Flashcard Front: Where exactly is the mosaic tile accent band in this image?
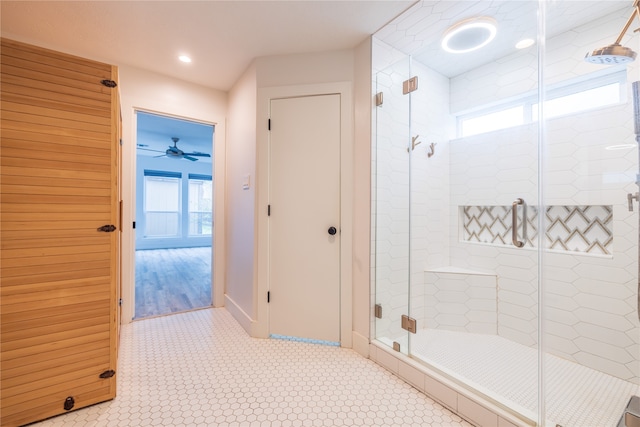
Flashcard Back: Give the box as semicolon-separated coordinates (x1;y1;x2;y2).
462;205;613;255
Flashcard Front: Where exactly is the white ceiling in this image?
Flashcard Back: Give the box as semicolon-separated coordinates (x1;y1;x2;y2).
2;0;633;159
0;0;416;92
376;1;630;78
0;1;415;161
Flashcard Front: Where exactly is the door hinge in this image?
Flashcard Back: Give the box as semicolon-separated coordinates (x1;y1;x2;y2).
133;221;136;229
401;314;417;334
402;76;418;94
119;138;123;146
268;119;271;130
267;291;271;303
100;79;117;88
374;304;382;319
99;369;116;379
268;205;271;216
119;298;123;306
375;92;384;107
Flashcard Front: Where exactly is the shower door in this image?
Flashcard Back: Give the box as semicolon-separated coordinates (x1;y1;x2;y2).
406;47;541;423
375;0;543;422
373;1;639;424
373;57;411;355
540;2;640;426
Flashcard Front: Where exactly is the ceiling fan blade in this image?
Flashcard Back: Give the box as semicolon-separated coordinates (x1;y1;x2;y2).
183;152;211;157
138;147;166;153
183;155;198;161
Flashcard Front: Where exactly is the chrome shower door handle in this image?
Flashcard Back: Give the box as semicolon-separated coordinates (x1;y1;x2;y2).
628;192;639;211
512;198;525;248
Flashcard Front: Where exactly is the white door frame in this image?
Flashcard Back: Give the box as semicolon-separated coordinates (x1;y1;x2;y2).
120;108;225;323
255;82;353;347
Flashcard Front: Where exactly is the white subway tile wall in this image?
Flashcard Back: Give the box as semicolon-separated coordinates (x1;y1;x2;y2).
372;0;639;387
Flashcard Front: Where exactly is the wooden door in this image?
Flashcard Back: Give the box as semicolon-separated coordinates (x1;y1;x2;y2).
0;38;120;426
268;94;341;343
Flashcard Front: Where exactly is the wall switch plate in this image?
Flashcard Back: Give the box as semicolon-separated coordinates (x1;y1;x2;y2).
242;174;250;190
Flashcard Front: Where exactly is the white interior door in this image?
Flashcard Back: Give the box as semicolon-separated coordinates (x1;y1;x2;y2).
269;94;341;343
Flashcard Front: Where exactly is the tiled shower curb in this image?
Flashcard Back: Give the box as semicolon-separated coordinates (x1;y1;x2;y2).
369;341;536;427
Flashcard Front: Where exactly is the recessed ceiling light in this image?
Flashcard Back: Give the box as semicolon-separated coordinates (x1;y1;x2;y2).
179;55;192;63
516;38;535;49
441;17;497;54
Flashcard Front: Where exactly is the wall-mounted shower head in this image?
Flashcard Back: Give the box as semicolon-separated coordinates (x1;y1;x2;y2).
585;43;637;64
585;0;640;65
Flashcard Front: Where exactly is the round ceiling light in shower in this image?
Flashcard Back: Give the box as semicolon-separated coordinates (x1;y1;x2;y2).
441;16;497;54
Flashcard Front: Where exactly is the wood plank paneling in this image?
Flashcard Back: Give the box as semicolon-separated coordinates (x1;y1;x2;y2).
1;82;112;110
1;91;111;118
1;39;112;76
2;347;110;381
1;268;112;288
1;299;109;328
0;164;110;180
0;38;119;427
2;137;110;158
2;99;111;126
2;384;112;426
1;60;114;93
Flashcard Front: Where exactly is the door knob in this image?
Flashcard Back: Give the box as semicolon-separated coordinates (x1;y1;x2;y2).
328;226;337;236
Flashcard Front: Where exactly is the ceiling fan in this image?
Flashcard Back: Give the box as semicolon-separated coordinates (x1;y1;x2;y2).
138;137;211;161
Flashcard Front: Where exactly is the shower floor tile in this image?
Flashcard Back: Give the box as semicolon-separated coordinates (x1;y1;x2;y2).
30;308;472;427
410;329;638;427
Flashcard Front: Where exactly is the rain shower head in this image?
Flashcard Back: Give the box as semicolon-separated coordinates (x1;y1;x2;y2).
584;0;640;65
585;43;637;64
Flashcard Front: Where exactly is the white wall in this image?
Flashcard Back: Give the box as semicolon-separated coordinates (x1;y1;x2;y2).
250;50;356;340
225;63;258;331
118;65;227;321
353;38;373;356
255;50;355;88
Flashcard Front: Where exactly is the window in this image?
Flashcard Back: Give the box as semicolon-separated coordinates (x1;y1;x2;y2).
532;82;621;121
457;70;625;138
144;171;181;237
188;174;212;236
461;106;524;137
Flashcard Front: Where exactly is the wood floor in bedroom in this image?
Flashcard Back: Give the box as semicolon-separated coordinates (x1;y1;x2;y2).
134;246;212;319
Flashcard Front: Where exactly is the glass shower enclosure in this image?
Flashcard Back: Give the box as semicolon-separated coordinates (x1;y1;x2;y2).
371;1;640;426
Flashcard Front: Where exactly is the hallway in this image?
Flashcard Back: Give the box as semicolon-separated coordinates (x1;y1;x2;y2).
32;309;471;427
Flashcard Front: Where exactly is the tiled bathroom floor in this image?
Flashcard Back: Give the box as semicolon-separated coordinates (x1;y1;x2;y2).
32;308;472;427
410;329;639;427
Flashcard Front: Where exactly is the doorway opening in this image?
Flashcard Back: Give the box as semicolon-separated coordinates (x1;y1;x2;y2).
134;111;214;319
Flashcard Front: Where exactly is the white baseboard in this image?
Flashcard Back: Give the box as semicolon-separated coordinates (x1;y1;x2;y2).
224;294;252;335
352;331;369;358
